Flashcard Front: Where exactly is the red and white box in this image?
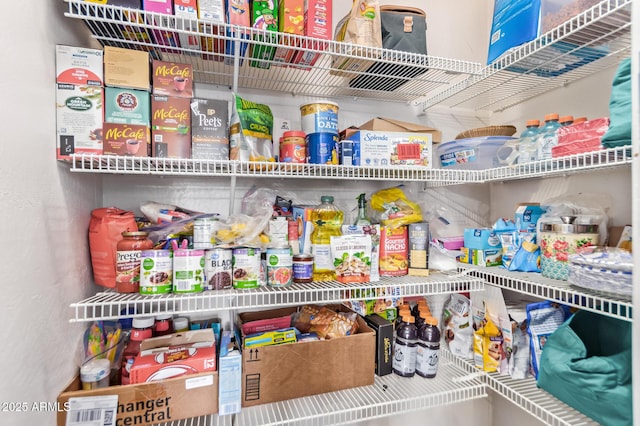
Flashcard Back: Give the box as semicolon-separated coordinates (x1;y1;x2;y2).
291;0;332;68
56;45;103;86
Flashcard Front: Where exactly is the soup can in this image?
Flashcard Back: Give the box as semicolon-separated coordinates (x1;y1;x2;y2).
204;248;233;290
140;250;173;295
300;101;339;135
306;132;339;164
193;215;218;250
232;247;261;289
266;245;293;287
172;249;205;293
279;131;306;163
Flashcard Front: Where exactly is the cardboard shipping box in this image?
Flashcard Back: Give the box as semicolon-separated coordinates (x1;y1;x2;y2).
57;372;218;426
358;117;442;143
238;305;375;407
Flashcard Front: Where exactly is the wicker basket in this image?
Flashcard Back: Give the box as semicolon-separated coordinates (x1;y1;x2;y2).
455;125;517;140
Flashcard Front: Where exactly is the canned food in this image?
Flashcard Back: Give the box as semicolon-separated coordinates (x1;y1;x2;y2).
205;248;233;290
266;245;293;287
140;250;173;295
193;215;218;250
300;101;339;135
173;249;205;293
232;247;261;289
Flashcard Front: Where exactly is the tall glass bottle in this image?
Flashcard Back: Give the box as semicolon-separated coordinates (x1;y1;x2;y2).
310;195;343;281
353;193;371;226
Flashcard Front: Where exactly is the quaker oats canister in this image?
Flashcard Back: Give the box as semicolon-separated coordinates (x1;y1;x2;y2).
300;101;339;135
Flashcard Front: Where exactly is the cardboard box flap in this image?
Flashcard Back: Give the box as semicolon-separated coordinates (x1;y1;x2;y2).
358;117;442;142
140;329;215;353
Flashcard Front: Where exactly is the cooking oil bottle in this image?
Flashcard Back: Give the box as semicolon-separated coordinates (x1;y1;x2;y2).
310;195;343;281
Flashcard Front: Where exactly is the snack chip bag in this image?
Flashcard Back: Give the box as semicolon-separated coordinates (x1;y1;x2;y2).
370;186;422;228
230;94;274;164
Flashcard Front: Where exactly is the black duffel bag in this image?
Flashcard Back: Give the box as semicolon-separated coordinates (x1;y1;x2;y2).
349;6;428;92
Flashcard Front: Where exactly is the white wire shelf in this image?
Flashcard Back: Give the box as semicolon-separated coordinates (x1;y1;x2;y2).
63;0;481;104
422;0;632;112
155;351;486;426
70;274;484;323
458;264;633;322
68;146;631;184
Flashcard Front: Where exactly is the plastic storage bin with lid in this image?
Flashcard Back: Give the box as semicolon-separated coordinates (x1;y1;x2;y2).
436;136;516;170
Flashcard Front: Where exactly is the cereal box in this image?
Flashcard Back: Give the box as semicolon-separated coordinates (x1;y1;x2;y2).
199;0;226;61
250;1;279;69
224;0;251;66
104;87;150;126
143;0;180;52
103;123;151;157
56;83;104;161
56;45;103;86
152;60;193;98
174;0;201;53
291;0;331;68
191;98;230;160
151;95;191;158
273;0;304;66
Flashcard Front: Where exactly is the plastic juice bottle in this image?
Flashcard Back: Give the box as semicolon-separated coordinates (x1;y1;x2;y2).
353;193;371;226
120;316;154;385
310;195;343;281
416;316;441;378
411;299;428;317
392;315;418;377
414;306;431;329
536;113;562;161
517;119;540;164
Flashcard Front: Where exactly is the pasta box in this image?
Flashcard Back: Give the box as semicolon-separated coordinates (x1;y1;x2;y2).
238;305;375;407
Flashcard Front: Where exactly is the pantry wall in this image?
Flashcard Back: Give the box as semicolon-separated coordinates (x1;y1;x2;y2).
0;1;635;426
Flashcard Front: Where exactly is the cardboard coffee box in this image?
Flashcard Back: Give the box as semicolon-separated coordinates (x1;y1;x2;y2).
56;45;103;86
103;123;151;157
238;305;375;407
151;95;191;158
57;372;218;426
104;46;151;91
104;86;150;126
363;314;393;376
56;83;104;161
190;98;229;160
152;60;193;98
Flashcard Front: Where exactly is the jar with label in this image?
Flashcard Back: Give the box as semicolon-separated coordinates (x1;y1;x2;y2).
154;313;174;336
116;231;154;293
280;130;306;163
121;316;154;385
293;254;314;283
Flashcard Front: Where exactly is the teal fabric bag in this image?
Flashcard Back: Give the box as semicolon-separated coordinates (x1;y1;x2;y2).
601;58;632;148
537;310;632;425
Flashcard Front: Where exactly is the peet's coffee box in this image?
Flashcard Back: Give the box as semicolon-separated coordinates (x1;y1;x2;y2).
151;95;191;158
104;86;150;126
152;60;193;98
103;123;151;157
56;83;104;161
190;98;229;160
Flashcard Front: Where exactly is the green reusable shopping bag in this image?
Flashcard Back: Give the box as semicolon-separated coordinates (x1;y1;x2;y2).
601;57;632;148
537;310;632;426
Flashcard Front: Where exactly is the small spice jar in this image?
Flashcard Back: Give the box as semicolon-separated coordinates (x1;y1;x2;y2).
293;254;314;283
116;231;154;293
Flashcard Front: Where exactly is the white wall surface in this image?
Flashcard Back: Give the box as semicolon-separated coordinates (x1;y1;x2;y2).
0;1;624;425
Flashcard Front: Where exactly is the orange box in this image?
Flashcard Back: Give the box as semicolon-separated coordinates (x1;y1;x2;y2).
273;0;304;66
291;0;331;68
103;123;150;157
130;329;217;384
379;225;408;277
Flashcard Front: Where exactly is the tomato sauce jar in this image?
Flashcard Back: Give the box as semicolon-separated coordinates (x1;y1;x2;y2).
116;231;154;293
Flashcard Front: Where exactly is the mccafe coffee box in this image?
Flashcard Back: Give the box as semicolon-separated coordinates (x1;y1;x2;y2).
190;98;229;160
104;86;150;126
151;95;191;158
103;123;151;157
152;60;193;98
56;83;104;161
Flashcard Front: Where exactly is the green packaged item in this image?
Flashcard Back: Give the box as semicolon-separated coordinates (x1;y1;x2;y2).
601;57;631;148
229;94;274;163
250;1;278;69
537;310;632;426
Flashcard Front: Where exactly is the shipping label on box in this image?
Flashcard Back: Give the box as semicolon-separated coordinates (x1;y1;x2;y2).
103;123;150;156
151;95;191;158
56;84;104;161
56;45;103;86
152;60;193;98
104;46;151;91
191;98;229;160
105;87;150;126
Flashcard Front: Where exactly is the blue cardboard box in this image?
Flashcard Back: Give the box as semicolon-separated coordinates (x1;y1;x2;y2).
515;205;546;232
464;228;502;250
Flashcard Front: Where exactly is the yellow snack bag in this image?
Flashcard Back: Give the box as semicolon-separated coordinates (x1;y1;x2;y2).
370;187;422;228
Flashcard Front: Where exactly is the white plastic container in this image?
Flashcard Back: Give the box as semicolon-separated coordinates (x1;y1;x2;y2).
436;136;516;170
